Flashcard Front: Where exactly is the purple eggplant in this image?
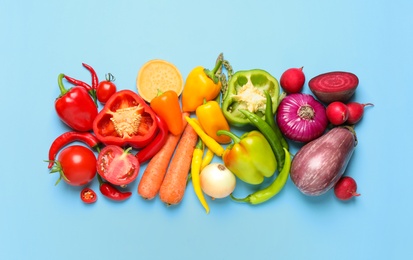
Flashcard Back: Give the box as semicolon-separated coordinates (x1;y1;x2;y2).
290;127;357;196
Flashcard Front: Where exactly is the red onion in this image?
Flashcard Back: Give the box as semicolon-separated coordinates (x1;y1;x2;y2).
276;93;328;142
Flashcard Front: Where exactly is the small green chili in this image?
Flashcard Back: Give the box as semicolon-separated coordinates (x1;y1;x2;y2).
264;90;289;150
239;109;285;171
230;148;291;205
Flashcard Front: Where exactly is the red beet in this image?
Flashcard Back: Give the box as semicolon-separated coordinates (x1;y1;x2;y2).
280;67;305;93
309;71;359;104
326;101;349;125
334;176;360;200
346;102;374;124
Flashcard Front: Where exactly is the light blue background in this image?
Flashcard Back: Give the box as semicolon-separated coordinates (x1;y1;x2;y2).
1;0;411;259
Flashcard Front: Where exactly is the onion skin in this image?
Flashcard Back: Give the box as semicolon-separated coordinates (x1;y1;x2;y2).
276;93;328;143
290;127;357;196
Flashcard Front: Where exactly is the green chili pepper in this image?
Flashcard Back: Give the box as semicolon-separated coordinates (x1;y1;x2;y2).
230;148;291;205
264;90;289;150
239;109;285;171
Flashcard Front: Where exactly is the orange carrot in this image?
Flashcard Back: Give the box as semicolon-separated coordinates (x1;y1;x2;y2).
137;112;189;200
159;121;198;205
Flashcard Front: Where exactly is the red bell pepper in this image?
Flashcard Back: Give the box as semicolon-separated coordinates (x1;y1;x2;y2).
92;89;158;148
55;73;98;132
135;114;169;164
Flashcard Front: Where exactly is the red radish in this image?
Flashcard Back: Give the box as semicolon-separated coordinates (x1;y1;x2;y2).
326;101;349;125
309;71;358;104
280;67;305;93
346;102;374;124
334;176;360;200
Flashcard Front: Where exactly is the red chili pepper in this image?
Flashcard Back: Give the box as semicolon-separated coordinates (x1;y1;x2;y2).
55;73;98;132
82;63;99;90
97;175;132;201
64;74;98;105
47;131;101;169
63;74;92;91
136;115;169;164
81;187;97;204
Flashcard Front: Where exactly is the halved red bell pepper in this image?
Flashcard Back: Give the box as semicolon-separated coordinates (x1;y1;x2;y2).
92;90;158;149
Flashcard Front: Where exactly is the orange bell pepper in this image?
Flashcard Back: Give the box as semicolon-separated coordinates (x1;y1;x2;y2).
181;59;222;112
196;100;231;144
150;90;184;136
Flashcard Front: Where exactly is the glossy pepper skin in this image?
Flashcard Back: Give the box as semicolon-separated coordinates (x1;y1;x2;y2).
92;90;158;149
222;69;280;127
191;138;210;214
231;148;291;204
185;117;224;157
240;109;285;172
97;175;131;201
217;130;277;185
47;131;100;169
196;100;231;144
181;59;222;112
55;73;98;132
150;90;184;136
135;115;169;164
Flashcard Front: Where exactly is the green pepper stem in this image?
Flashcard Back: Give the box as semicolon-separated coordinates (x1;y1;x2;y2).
230;193;250;203
204;59;223;84
97;174;104;186
216;129;240;144
57;73;69;96
124;147;133;154
195;137;203;150
156;88;164;97
106;73;116;82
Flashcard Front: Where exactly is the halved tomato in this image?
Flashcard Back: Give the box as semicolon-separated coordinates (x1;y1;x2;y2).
96;145;140;186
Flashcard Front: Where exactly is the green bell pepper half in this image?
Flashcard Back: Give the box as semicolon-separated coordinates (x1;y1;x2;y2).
221;69;280;127
217;129;277;185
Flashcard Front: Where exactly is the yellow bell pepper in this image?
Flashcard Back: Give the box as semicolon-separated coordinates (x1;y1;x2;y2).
196;100;231;144
181;59;222;112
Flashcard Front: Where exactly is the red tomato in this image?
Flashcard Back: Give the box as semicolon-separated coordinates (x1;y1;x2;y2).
96;73;117;104
97;145;140;186
80;187;97;204
57;145;97;186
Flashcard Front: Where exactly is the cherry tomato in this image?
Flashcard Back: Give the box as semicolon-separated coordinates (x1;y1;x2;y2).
57;145;97;186
97;145;140;186
96;73;117;104
81;187;97;204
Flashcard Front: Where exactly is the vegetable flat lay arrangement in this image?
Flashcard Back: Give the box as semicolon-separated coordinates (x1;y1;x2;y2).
46;53;373;209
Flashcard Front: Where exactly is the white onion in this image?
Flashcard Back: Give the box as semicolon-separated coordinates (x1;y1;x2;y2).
200;163;236;199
